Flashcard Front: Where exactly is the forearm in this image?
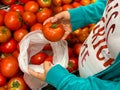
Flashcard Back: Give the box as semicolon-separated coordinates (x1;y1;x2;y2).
68;0;107;31
46;64;120;90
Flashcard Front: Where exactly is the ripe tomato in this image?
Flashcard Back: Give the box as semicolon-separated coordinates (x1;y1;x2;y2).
73;43;82;56
30;51;48;65
13;28;28;42
62;4;73;11
4;11;22;31
52;6;63;14
7;76;27;90
80;0;91;6
12;49;19;59
0;26;12;43
36;8;52;24
62;0;72;4
1;0;16;5
72;1;81;8
67;57;78;72
10;4;24;15
37;0;52;8
24;1;39;13
0;9;7;16
0;14;4;26
22;11;37;26
18;0;30;4
0;73;7;87
30;23;43;32
43;44;52;50
43;22;64;42
68;47;74;57
52;0;62;6
0;38;17;53
0;56;19;78
45;55;53;63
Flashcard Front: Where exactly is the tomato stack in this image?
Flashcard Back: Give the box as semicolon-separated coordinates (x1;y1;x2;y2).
0;0;96;89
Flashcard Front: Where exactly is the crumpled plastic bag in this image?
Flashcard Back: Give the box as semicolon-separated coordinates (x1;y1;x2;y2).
18;30;68;90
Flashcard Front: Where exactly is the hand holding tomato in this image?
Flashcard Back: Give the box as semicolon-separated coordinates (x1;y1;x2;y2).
43;11;72;40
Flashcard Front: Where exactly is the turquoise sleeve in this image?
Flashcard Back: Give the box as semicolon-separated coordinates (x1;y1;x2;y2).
46;64;120;90
68;0;107;31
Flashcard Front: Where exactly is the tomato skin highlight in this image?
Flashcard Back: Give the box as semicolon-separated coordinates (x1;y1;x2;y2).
43;22;65;42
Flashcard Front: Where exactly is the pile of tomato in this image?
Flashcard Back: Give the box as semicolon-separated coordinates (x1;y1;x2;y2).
0;0;96;89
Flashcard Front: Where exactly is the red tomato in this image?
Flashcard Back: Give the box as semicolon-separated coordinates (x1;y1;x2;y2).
43;22;64;42
52;0;62;6
0;14;4;26
30;51;48;65
0;56;19;78
0;38;17;53
52;6;63;14
45;55;53;63
0;9;7;16
36;8;52;24
12;49;19;59
73;43;82;56
24;1;39;13
80;0;91;6
4;11;22;31
68;47;74;57
30;23;43;32
0;73;7;87
10;4;24;15
13;28;28;42
72;1;81;8
62;4;73;11
1;0;16;5
0;26;12;43
7;76;27;90
22;11;37;26
37;0;52;8
62;0;72;4
18;0;31;4
67;57;78;72
43;44;52;50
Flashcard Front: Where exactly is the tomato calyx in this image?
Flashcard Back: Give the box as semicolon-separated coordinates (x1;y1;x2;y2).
2;29;7;34
51;23;57;28
12;81;20;88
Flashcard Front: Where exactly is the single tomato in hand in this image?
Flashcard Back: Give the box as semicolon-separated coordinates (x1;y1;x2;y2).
0;56;19;78
43;22;64;42
30;51;48;65
7;76;27;90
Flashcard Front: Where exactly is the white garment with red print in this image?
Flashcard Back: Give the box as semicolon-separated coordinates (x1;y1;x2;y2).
79;0;120;77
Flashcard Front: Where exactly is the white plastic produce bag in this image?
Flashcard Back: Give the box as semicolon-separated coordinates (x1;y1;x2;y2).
18;30;68;90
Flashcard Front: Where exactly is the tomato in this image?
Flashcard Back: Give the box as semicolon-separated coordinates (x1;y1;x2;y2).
72;1;81;8
12;49;19;59
73;43;82;56
30;23;43;32
37;0;52;8
1;0;16;5
68;47;74;57
43;44;52;50
22;11;37;26
43;22;64;42
45;55;53;63
36;8;52;24
4;11;22;31
18;0;31;4
52;0;62;6
10;4;24;15
13;28;28;42
52;6;63;14
24;1;39;13
67;57;78;72
0;38;17;53
62;0;72;4
7;76;27;90
0;73;7;87
62;4;73;11
0;9;7;16
0;14;4;26
30;51;48;65
0;26;12;43
80;0;91;6
0;56;19;78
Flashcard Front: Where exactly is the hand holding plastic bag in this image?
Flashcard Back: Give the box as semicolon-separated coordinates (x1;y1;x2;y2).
18;30;68;90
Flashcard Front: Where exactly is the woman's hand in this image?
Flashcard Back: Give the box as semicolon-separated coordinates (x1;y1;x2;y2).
43;11;72;40
28;61;53;81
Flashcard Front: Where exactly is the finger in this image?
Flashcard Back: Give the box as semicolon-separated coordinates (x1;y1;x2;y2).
28;67;46;81
44;61;53;74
